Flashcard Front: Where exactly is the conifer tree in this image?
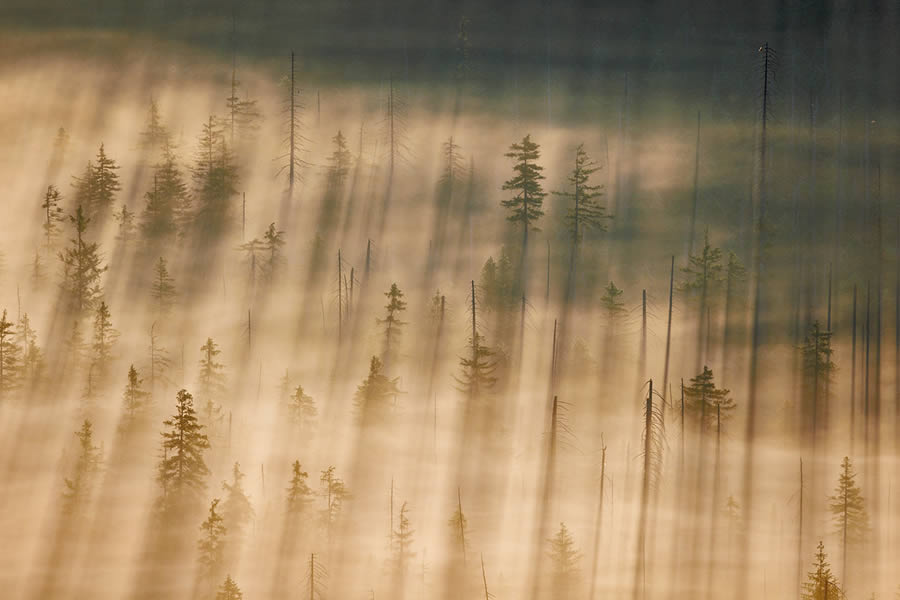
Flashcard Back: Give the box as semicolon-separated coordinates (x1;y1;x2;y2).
225;70;261;146
30;250;46;289
829;456;869;577
157;389;211;513
684;366;734;432
113;203;137;245
150;257;176;315
192;116;238;236
801;321;836;435
72;161;96;215
556;144;610;245
222;462;253;541
91;300;119;381
354;356;402;425
148;322;173;400
600;281;627;324
548;522;581;598
139;97;170;151
216;574;243;600
0;310;20;399
122;364;150;425
286;460;314;514
62;420;103;513
327;130;352;189
501;134;546;260
680;228;723;295
17;313;43;384
59;205;106;314
288;384;317;430
262;222;286;283
141;143;190;241
319;465;348;535
88;143;121;218
377;283;407;364
197;338;226;422
454;332;497;403
65;318;88;374
40;184;65;253
447;489;469;561
801;541;844;600
392;501;415;576
237;237;264;289
197;498;227;581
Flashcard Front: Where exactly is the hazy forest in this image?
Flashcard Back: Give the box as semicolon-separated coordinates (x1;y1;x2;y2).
0;1;898;599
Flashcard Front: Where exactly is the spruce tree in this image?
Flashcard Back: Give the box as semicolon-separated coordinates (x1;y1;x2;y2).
222;462;254;540
548;522;581;598
192;116;238;236
288;384;317;430
801;541;844;600
89;143;121;218
62;420;103;513
197;338;226;423
829;456;869;577
237;237;264;289
501;134;546;259
139;97;170;151
684;366;734;432
286;460;314;514
59;205;106;314
354;356;402;425
454;332;497;402
216;575;243;600
122;364;150;425
157;389;211;513
91;300;119;381
17;313;43;384
555;144;609;244
680;228;724;295
113;203;137;245
327;130;352;189
262;222;286;283
600;281;627;322
41;184;66;253
150;256;176;315
392;501;415;576
141;143;190;241
197;498;227;581
0;310;20;399
801;321;836;436
377;283;407;364
319;465;348;536
225;70;261;147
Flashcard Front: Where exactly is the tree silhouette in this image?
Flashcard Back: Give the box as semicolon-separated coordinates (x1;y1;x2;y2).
327;130;352;189
222;462;254;540
40;185;66;254
829;456;868;578
679;228;723;295
225;67;261;147
215;574;243;600
17;313;43;385
197;338;226;423
354;356;402;425
157;389;210;513
377;283;407;364
0;310;20;399
801;541;844;600
141;143;190;241
548;522;581;598
392;501;415;576
113;203;136;245
600;281;626;320
121;364;150;426
262;223;286;283
800;321;836;436
150;257;176;315
197;498;227;582
684;366;734;432
139;97;170;151
192;116;238;236
288;384;317;431
59;205;106;314
72;143;120;219
501;134;546;261
556;144;609;244
319;465;348;537
286;460;314;514
62;419;102;514
91;300;119;381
